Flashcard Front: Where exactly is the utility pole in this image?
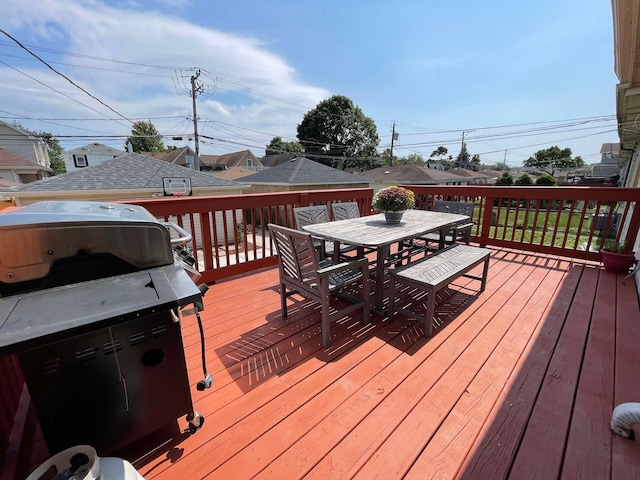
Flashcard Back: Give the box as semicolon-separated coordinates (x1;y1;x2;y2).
389;122;397;167
190;69;203;161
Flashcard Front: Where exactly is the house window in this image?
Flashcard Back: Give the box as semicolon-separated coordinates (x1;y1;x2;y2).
73;155;88;167
247;159;253;167
185;156;195;169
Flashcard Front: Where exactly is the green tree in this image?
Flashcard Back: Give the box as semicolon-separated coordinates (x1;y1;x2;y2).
125;120;165;153
38;131;66;175
515;173;534;186
396;153;425;165
523;146;584;176
535;173;557;186
265;136;305;156
485;162;511;171
469;154;481;171
430;146;449;161
296;95;380;170
454;143;471;169
495;172;514;186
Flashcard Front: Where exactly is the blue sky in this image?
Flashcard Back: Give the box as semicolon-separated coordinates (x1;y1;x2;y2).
0;0;618;166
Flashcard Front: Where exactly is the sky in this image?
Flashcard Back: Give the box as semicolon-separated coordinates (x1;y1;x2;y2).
0;0;619;167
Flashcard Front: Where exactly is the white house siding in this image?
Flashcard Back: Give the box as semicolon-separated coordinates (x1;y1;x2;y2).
0;123;50;167
63;154;119;172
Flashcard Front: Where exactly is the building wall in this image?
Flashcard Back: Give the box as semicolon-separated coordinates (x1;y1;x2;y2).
0;124;50;167
63;153;119;172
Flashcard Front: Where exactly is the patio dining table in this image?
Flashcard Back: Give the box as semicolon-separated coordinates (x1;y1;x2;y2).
302;209;469;314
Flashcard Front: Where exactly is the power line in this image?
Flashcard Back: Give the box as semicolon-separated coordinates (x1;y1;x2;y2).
0;29;135;125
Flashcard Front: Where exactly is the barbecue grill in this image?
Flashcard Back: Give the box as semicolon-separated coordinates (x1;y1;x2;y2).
0;201;209;456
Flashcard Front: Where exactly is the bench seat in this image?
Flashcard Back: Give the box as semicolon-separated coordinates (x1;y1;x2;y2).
389;244;491;336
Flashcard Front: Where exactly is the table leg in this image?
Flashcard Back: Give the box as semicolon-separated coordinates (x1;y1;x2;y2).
374;244;390;314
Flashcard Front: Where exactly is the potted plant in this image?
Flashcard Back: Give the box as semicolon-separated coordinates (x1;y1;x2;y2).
601;239;636;273
372;186;416;224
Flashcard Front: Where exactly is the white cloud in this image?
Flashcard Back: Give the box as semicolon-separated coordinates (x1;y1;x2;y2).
0;0;329;154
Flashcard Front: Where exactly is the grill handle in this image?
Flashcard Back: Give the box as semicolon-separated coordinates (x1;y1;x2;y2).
164;222;193;246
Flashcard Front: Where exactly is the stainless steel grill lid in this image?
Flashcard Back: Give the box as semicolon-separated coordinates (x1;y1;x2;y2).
0;201;174;285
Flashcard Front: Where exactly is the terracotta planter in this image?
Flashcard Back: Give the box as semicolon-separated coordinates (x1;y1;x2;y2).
601;250;636;273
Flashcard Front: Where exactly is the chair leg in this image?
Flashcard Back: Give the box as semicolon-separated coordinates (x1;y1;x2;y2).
281;282;288;318
321;292;331;348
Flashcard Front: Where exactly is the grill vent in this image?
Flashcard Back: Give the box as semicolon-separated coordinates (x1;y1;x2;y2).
44;356;65;375
151;325;167;338
75;347;97;362
129;331;146;346
103;339;122;354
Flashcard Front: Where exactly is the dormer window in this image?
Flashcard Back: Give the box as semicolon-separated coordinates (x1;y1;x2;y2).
73;155;88;167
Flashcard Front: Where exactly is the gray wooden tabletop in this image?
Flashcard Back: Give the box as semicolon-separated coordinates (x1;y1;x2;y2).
302;209;469;247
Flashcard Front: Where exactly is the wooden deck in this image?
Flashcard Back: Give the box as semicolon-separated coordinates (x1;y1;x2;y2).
12;246;640;479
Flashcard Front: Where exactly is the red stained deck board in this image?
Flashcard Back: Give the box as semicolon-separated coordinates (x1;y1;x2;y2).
562;269;616;479
509;265;600;478
10;248;640;480
351;255;555;479
404;260;566;479
459;262;583;479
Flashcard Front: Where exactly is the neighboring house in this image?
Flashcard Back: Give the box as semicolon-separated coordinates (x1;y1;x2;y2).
259;153;298;168
356;165;470;192
6;152;242;205
63;143;124;172
140;146;204;170
201;150;264;171
5;152;245;248
446;168;489;184
592;142;622;178
0;120;50;168
238;156;370;194
0;149;52;184
213;166;263;181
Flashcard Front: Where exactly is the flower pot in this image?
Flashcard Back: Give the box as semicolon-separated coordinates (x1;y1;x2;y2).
384;211;404;224
601;249;635;273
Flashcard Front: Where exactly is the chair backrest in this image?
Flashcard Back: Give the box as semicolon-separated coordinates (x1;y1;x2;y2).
293;205;330;229
433;200;475;219
331;202;361;221
268;223;321;290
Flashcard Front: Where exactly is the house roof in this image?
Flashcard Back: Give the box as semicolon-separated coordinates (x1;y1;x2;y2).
11;153;241;192
65;143;124;156
447;168;488;178
259;153;298;167
213;166;262;181
200;150;260;167
0;120;37;137
238;156;370;185
0;149;47;168
600;142;620;154
357;165;468;183
139;146;194;162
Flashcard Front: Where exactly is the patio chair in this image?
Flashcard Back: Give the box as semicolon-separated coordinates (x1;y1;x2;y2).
294;205;359;260
268;224;370;348
331;201;363;221
418;200;475;249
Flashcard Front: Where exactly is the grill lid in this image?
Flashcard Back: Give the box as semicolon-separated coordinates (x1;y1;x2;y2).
0;201;174;287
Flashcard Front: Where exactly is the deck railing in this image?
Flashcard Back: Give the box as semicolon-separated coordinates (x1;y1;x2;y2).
404;185;640;262
128;185;640;283
129;189;375;284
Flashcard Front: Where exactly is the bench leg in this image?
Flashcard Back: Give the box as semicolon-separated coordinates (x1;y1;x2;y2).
480;257;489;292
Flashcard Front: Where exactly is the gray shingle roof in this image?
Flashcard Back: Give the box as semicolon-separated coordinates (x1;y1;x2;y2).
14;153;240;192
357;165;468;183
64;143;124;156
239;156;370;185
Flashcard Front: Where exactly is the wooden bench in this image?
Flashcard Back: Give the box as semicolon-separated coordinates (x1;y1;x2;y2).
389;244;491;336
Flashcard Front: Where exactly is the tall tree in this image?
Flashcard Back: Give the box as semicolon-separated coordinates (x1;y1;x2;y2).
296;95;380;170
125;120;165;153
265;136;305;155
430;146;449;161
38;131;66;175
454;143;471;169
523;146;584;176
495;172;514;186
